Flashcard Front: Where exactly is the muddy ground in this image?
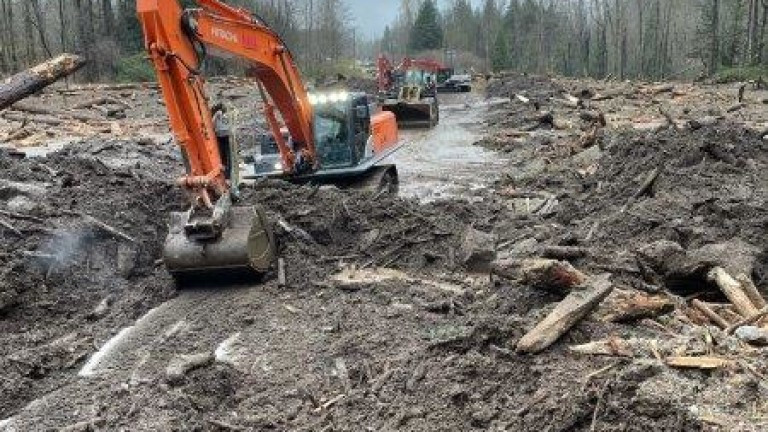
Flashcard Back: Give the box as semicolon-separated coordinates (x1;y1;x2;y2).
1;75;768;431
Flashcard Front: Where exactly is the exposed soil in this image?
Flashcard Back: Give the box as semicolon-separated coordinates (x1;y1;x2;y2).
2;74;768;431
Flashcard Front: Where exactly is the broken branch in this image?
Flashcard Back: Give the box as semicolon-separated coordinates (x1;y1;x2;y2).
517;274;613;354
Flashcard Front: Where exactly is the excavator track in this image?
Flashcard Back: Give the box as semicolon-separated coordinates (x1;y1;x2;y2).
355;165;399;196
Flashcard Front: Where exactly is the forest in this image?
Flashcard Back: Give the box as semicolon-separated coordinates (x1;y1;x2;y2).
0;0;354;81
2;0;768;82
385;0;768;80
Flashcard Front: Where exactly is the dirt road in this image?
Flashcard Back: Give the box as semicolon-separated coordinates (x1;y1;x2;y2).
397;92;509;202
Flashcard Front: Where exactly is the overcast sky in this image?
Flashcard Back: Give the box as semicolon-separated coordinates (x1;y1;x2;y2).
346;0;483;40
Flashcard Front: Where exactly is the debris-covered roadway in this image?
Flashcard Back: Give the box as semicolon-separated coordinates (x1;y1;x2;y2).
2;75;768;431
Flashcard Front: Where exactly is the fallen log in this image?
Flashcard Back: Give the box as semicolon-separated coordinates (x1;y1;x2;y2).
602;293;674;323
56;82;158;93
650;84;674;95
72;96;132;110
707;267;759;318
540;246;591;260
11;102;105;123
726;103;746;113
516;274;613;354
0;128;31;143
2;111;63;126
591;93;615;102
0;54;86;110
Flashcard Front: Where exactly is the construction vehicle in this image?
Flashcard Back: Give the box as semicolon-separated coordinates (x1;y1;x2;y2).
137;0;402;280
440;73;472;93
377;55;442;128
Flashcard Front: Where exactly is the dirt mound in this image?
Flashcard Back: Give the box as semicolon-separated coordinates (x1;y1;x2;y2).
551;123;768;255
316;76;378;95
0;150;181;418
486;72;564;100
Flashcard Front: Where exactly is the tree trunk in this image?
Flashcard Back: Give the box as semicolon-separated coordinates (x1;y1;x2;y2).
0;54;86;110
101;0;115;37
58;0;67;52
22;0;37;66
30;0;52;58
709;0;720;76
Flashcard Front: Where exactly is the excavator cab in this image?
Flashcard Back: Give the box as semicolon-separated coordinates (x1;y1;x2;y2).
247;91;400;193
252;92;376;175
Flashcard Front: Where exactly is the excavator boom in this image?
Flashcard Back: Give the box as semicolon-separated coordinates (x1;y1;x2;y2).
137;0;322;280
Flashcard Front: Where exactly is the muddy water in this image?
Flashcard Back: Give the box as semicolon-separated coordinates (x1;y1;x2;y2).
395;93;508;202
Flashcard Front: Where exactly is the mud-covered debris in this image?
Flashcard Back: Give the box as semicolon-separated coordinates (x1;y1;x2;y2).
493;258;587;294
166;352;214;385
458;226;497;272
602;292;674;323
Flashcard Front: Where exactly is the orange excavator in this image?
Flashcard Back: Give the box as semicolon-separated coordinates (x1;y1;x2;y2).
137;0;402;280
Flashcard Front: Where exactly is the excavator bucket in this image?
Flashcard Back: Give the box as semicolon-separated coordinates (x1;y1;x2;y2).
381;85;439;128
383;101;437;128
163;205;275;283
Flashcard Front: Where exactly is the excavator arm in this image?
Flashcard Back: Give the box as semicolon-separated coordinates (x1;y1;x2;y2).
137;0;315;206
137;0;322;279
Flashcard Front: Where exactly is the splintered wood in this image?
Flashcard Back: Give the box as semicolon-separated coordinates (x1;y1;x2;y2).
517;274;613;354
0;54;86;110
492;258;587;294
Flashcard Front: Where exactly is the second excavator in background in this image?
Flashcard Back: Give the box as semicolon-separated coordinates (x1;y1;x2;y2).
137;0;403;281
377;55;446;128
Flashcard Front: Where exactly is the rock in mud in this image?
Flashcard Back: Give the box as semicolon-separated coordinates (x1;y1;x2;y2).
734;326;768;346
0;285;19;313
116;243;138;278
689;240;759;277
459;227;497;272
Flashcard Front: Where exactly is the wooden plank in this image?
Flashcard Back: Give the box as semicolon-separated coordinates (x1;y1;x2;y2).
516;274;613;354
665;356;731;370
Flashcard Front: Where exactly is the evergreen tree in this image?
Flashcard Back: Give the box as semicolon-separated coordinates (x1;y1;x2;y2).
408;0;443;52
491;31;509;71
